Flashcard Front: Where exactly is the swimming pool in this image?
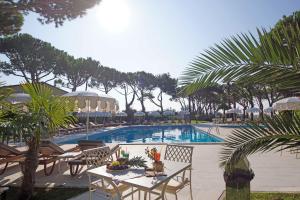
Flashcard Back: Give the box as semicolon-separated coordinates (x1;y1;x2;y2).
62;125;223;144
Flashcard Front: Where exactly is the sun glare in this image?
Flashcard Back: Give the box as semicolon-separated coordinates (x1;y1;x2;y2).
96;0;131;32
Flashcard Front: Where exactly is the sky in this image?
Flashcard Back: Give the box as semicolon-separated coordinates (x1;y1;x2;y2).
1;0;300;111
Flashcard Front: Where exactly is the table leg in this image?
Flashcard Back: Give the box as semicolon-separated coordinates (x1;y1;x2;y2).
144;191;147;200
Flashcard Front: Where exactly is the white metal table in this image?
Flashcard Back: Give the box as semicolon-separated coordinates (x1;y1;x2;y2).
87;160;191;200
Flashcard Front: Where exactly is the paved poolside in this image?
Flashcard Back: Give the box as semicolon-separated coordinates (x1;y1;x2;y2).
1;126;300;200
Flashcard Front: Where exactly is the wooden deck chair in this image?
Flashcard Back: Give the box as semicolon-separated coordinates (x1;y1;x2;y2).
0;143;25;175
85;146;129;200
158;144;194;200
38;140;66;176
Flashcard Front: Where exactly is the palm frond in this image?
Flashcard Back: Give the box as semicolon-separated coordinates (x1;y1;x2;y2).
220;113;300;167
22;83;75;136
180;25;300;95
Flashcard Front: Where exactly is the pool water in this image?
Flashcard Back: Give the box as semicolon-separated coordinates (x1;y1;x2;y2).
62;125;223;144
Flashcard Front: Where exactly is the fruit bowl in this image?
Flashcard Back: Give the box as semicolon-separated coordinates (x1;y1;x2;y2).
106;161;129;171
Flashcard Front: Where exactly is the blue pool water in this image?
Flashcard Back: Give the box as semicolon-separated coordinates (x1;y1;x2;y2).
62;125;223;144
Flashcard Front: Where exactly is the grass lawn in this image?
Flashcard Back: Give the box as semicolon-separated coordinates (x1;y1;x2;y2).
251;192;300;200
6;187;87;200
190;120;208;124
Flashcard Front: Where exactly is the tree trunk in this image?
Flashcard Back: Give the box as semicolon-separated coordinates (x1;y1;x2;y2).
140;91;146;112
72;86;77;92
19;137;39;200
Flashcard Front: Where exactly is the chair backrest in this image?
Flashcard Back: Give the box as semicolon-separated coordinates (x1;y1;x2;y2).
39;140;65;156
0;143;22;156
83;146;112;169
78;140;104;151
164;144;194;164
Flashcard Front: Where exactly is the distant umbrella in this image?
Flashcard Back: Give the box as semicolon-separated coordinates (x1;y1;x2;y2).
63;91;100;139
134;111;145;117
226;108;242;114
273;97;300;111
178;110;190;115
89;112;112;118
115;112;128;117
163;110;175;116
264;107;274;113
245;107;260;113
148;111;161;117
6;93;31;104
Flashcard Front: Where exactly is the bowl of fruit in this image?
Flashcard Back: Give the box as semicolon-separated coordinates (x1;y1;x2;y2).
106;156;147;172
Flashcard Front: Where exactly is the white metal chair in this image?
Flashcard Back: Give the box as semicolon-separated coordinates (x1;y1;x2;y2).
159;144;194;200
85;146;131;200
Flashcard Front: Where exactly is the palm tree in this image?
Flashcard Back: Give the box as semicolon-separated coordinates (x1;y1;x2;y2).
0;83;75;200
179;21;300;168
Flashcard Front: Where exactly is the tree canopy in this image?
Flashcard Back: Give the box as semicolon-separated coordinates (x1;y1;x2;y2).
0;0;101;35
56;56;99;91
90;66;120;94
0;33;65;83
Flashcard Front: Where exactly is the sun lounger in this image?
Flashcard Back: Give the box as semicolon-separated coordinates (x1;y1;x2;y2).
89;122;103;130
37;140;70;176
0;143;26;175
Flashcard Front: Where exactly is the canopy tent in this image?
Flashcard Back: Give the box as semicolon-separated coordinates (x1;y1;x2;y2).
245;107;260;113
273;97;300;111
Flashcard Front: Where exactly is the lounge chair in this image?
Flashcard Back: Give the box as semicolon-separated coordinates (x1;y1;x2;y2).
68;142;120;176
0;143;26;175
90;122;103;129
37;140;79;176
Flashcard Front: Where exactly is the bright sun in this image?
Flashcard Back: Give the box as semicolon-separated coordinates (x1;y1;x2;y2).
96;0;131;32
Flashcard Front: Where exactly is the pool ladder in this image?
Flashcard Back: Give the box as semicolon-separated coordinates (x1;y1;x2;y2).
207;123;220;135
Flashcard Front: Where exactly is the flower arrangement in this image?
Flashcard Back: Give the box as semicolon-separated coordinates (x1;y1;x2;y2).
145;147;161;162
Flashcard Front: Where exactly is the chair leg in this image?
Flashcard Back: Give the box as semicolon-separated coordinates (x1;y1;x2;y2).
88;175;93;200
0;162;9;175
174;193;178;200
189;183;193;200
43;160;56;176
